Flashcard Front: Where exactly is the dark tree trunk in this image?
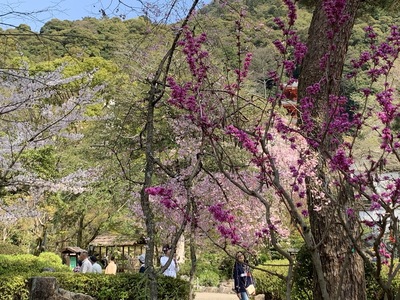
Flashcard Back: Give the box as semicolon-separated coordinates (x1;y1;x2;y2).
142;87;159;300
76;214;84;248
188;196;198;300
298;0;366;299
299;0;361;103
139;2;200;298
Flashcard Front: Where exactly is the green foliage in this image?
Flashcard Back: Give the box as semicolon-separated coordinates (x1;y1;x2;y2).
0;271;190;300
20;146;58;179
256;252;271;264
179;252;237;286
55;272;190;300
252;257;400;299
292;245;313;299
0;253;69;276
1;4;400;300
0;253;68;299
0;242;24;255
364;262;400;300
218;255;236;280
269;248;284;260
292;246;400;300
197;270;220;287
252;260;288;299
38;252;63;265
0;252;190;299
0;274;29;300
393;116;400;132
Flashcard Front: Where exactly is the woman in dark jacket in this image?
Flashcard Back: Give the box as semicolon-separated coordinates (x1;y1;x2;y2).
233;251;254;300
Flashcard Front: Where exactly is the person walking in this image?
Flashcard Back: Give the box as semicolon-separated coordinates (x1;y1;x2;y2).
90;256;103;274
138;254;146;273
79;251;93;274
105;255;117;275
232;252;255;300
160;244;179;278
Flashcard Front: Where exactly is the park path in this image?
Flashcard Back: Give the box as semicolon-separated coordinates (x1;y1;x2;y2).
195;292;238;300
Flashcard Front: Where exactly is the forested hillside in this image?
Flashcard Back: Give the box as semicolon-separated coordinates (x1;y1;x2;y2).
2;0;399;108
1;1;398;63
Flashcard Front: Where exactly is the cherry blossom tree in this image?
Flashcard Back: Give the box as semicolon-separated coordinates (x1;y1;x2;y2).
159;1;400;299
0;66;102;252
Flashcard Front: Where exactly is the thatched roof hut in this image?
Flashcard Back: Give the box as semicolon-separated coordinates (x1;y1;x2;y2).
90;234;145;247
89;233;146;272
61;246;86;254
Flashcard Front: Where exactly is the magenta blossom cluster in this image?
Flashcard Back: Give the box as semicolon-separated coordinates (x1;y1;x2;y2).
255;227;270;239
323;0;349;28
379;242;391;265
235;53;253;83
208;202;235;223
167;79;197;111
329;147;354;173
272;0;306;78
349;25;400;81
374;178;400;206
145;186;178;209
209;203;239;244
167;26;209;115
168;26;228;130
225;125;259;155
179;26;209;82
297;96;316;137
325;95;358;138
347;26;400;153
376;88;398;125
217;224;240;244
274;0;297;29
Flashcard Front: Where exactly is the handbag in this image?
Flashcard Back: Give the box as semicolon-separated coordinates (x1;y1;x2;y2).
246;283;256;296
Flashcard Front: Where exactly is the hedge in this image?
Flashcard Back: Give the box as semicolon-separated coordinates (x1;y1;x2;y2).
1;272;190;300
51;272;190;300
0;252;70;276
0;253;190;300
252;259;288;300
252;257;400;300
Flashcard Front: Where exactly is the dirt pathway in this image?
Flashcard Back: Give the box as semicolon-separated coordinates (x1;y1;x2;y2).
195;292;238;300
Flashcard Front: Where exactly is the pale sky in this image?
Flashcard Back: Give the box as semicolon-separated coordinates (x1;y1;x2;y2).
0;0;211;32
0;0;108;31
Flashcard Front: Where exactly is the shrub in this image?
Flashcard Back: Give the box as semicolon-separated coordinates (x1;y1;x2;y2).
292;245;400;300
0;253;69;276
0;272;191;300
197;270;220;287
292;245;313;299
44;272;190;300
180;251;231;285
0;274;29;300
218;255;235;280
256;252;270;265
0;243;24;255
38;252;63;265
252;260;288;299
364;261;400;300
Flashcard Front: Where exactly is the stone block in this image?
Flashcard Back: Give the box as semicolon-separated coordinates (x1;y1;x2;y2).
29;277;95;300
29;277;57;300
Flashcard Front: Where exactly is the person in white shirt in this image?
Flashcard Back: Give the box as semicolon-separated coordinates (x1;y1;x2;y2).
79;251;93;273
105;255;117;275
160;244;179;278
90;256;102;274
